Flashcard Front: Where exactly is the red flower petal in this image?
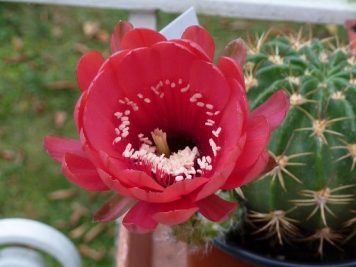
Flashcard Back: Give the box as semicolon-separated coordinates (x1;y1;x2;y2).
218;56;245;91
44;136;84;162
77;51;104;92
81;50;132;159
197;194;237;222
83;68;126;159
226;78;248;124
102;171;208;203
98;170;134;197
181;25;215;60
93;195;136;222
193;136;245;201
193;91;246;201
61;153;108;191
234;115;270;169
224;38;247;66
112;170;165;191
85;42;210;140
115;42;197;97
153;208;198;225
222;150;269;189
163;177;209;198
79;130;107;170
123;201;158;233
111;21;133;53
74;90;88;131
127;179;199;203
251;90;289;131
240;150;270;186
171;39;210;61
189;60;231;111
121;28;166;50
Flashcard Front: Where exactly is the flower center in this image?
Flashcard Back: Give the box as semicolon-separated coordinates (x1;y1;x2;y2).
111;78;224;186
121;128;214;187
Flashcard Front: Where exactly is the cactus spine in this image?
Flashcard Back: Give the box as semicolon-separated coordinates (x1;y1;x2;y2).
240;31;356;257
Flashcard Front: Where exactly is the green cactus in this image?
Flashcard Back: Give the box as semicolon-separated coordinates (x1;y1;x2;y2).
238;32;356;258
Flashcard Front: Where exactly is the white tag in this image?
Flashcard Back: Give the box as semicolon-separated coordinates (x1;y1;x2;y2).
160;7;199;39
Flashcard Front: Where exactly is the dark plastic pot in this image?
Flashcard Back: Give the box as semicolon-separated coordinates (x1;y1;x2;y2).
214;237;356;267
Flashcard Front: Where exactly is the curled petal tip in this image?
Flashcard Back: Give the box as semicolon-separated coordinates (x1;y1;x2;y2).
182;25;215;60
252;90;290;131
93;195;135;222
111;21;134;53
224;38;247;66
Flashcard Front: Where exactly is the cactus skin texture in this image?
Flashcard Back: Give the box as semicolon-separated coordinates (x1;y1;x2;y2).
240;33;356;258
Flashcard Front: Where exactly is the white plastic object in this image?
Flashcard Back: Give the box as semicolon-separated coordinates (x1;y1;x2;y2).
160;7;199;39
0;247;45;267
0;218;81;267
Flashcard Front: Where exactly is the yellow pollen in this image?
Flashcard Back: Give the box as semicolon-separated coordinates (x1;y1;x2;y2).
151;128;170;157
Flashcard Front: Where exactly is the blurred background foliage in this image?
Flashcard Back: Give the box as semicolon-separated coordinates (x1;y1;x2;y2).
0;2;349;266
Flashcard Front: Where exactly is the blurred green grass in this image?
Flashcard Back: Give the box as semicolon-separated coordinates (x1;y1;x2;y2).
0;2;348;266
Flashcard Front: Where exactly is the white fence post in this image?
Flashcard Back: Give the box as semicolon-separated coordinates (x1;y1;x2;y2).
128;10;157;29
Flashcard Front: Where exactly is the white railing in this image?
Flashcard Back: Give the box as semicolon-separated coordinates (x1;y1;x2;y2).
2;0;356;25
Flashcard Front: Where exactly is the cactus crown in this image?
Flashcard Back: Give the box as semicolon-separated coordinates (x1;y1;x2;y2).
239;31;356;259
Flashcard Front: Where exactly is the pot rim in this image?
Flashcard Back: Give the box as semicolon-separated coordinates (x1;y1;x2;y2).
213;237;356;267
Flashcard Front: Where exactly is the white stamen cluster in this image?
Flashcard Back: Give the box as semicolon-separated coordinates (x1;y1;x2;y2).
113;109;131;143
209;138;221;157
119;97;139;111
180;84;190;92
205;119;215;126
212;127;222;138
197;156;213;171
123;142;202;184
190;93;203;103
138;133;153;145
113;78;224;182
185;88;223;156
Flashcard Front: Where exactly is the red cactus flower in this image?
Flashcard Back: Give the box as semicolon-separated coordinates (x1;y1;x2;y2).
44;21;289;233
